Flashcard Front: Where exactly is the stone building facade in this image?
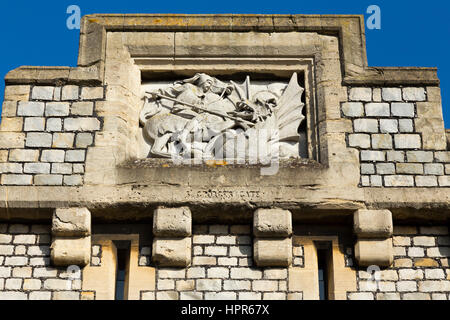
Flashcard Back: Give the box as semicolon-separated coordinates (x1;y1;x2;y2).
0;14;449;300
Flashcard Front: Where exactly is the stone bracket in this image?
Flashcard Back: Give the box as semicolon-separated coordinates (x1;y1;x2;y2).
353;209;393;267
253;208;293;267
50;207;91;267
152;207;192;267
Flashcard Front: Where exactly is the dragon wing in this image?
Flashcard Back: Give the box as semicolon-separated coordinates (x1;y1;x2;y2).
274;73;305;141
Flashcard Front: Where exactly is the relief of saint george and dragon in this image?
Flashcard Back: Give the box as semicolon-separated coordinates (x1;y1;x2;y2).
140;73;305;162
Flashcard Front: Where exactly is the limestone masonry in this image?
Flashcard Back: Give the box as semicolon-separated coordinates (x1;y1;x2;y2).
0;14;449;300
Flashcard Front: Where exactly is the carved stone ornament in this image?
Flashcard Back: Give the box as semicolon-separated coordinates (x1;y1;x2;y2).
140;73;305;161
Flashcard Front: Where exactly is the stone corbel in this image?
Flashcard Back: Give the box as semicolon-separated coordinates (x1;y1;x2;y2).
152;207;192;267
51;207;91;267
253;208;293;267
353;209;393;267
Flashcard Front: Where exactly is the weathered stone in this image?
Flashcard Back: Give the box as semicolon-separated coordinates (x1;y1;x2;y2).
71;102;94;116
375;163;395;175
52;207;91;237
354;119;378;133
415;176;438;187
63;175;83;186
152;237;191;267
32;86;54;100
396;163;423;175
360;150;385;162
1;174;32;185
253;208;292;237
4;85;30;101
348;134;370;148
406;151;434;163
424;163;444;175
342;102;364;117
52;133;74;148
382;88;402;101
50;236;91;266
0;117;23;132
34;174;63;186
26;132;52;147
153;207;192;237
253;238;292;267
349;88;372;101
61;85;79;100
371;134;393;149
386;150;405;162
398;119;413;132
24;163;50;174
379;119;398;133
65;150;86;162
403;87;426;101
41;149;65;163
45;102;70;117
361;163;375;175
353;209;393;238
46;118;62;132
17;101;45;116
0;163;23;174
355;238;393;267
394;134;421;149
81;87;104;100
64;118;101;131
365;103;390;117
24;117;45;131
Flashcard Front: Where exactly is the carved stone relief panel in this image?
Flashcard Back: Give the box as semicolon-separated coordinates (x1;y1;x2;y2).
139;73;307;161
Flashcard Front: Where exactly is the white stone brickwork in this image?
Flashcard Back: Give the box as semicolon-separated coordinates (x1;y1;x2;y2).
0;223;94;300
343;87;450;188
142;224;302;300
350;226;450;300
0;85;103;186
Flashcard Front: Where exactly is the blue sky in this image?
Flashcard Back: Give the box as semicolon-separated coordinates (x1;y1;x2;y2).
1;0;449;127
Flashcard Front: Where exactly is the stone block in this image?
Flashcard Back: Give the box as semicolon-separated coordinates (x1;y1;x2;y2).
0;117;23;132
34;174;63;186
32;86;54;100
371;134;393;149
384;175;414;187
52;133;74;148
354;119;378;133
65;150;86;162
45;102;70;117
398;119;413;132
4;85;30;101
365;103;390;117
424;163;444;175
24;117;45;131
342;102;364;117
394;134;421;149
17;102;45;116
1;174;32;185
152;237;191;267
71;102;94;116
63;175;83;186
52;207;91;237
349;88;372;102
415;176;438;187
375;163;395;175
61;85;79;101
64;118;101;131
26;133;52;148
46;118;62;132
153;207;192;237
253;208;292;237
348;134;370;148
396;163;424;175
360;150;385;162
81;87;104;100
253;238;292;267
50;236;90;267
355;238;393;267
391;103;415;117
353;209;393;238
406;151;434;163
403;87;426;101
24;163;50;174
379;119;398;133
41;149;65;163
382;88;402;101
0;132;25;148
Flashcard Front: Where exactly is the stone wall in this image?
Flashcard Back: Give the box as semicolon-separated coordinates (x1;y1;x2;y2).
0;223;92;300
1;222;449;300
0;85;103;186
350;225;450;300
343;87;450;188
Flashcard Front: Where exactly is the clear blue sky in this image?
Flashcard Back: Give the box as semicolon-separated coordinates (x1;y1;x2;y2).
1;0;449;127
